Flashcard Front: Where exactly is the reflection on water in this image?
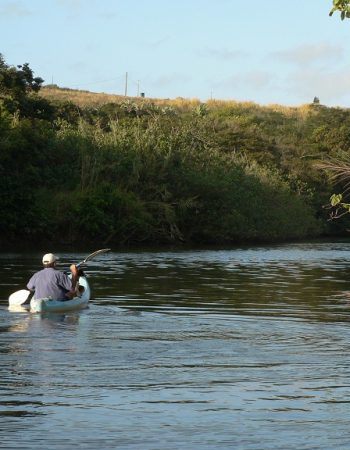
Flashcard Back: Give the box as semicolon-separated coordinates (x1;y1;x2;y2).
1;242;350;449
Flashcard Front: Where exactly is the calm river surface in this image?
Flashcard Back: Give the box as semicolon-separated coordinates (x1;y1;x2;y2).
1;242;350;449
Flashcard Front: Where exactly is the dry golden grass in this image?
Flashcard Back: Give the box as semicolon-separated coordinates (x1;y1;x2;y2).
40;86;127;108
40;86;203;110
206;98;317;118
39;86;327;118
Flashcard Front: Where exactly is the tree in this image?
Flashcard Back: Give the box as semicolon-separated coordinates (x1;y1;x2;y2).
329;0;350;19
0;53;48;117
0;53;43;95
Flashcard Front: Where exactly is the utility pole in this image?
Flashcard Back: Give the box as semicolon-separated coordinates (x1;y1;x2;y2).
137;80;140;97
124;72;128;97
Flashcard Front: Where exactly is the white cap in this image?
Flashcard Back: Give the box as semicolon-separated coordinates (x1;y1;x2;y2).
42;253;59;264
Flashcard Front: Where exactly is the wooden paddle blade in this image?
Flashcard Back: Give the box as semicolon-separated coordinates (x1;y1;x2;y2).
8;289;31;306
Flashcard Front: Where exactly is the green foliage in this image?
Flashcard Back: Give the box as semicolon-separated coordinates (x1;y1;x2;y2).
175;158;320;243
0;117;50;237
329;0;350;18
330;193;343;206
48;186;153;245
327;193;350;221
0;54;43;96
0;53;55;119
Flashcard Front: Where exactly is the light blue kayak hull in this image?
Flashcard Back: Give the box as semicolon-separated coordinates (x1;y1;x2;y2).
30;276;91;313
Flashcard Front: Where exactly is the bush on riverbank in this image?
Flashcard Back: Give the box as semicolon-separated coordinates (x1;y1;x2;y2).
0;109;322;245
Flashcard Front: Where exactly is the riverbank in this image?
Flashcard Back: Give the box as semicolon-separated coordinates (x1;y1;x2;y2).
1;234;348;255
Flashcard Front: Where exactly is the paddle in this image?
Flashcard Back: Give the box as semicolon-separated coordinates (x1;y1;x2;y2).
75;248;111;268
8;248;111;307
8;289;32;306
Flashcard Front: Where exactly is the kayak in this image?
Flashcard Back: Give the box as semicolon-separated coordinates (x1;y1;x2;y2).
8;249;110;314
30;276;91;313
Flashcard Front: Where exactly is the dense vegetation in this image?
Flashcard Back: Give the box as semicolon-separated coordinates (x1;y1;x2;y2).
0;54;348;248
329;0;350;19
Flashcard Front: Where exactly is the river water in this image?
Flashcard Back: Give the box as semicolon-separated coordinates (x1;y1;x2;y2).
1;242;350;449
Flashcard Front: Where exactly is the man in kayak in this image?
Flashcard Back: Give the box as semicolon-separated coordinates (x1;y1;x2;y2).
26;253;80;301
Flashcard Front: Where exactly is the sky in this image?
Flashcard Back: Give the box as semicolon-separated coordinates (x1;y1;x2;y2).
1;0;350;107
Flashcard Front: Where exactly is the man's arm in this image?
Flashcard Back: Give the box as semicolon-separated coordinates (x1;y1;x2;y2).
65;264;80;299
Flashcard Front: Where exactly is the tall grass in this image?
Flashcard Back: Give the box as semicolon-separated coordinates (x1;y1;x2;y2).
44;114;321;245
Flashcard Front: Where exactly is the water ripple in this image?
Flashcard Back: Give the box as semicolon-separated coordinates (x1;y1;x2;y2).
1;242;350;448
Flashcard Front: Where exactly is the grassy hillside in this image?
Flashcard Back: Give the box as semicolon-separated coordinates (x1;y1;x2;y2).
40;85;203;109
40;85;306;115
